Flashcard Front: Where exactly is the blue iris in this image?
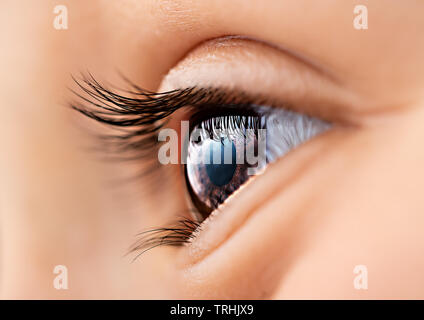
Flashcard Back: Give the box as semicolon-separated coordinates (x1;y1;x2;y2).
205;138;237;186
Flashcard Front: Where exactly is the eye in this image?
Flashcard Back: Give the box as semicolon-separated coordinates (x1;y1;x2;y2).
70;74;336;256
185;106;331;221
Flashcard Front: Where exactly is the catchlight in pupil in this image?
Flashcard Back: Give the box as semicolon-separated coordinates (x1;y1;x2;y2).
205;137;237;187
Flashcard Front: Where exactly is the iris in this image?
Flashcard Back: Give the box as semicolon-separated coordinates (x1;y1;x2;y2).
185;108;330;220
205;138;237;187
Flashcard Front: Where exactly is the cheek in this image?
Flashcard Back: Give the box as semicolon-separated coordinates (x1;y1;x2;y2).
174;108;424;299
275;113;424;298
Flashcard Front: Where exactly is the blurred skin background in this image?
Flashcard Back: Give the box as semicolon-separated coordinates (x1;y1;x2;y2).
1;0;424;299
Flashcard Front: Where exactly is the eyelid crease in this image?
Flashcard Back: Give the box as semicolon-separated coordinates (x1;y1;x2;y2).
201;35;343;85
160;36;367;127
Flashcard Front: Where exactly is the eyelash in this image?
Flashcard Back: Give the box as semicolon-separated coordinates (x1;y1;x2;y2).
128;218;201;261
70;73;273;259
70;73;267;160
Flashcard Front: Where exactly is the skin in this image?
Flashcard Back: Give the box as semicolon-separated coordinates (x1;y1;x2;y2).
1;0;424;299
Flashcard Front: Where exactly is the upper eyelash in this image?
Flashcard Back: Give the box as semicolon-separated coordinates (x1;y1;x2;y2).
69;73;265;162
71;74;194;161
198;114;263;142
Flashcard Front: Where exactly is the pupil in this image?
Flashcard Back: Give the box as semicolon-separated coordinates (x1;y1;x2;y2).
205;137;237;187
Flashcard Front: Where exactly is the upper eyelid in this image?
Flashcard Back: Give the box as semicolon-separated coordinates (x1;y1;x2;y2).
160;37;366;126
72;37;361;128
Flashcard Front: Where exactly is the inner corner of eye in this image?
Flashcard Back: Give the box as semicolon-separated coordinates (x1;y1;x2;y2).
182;107;330;221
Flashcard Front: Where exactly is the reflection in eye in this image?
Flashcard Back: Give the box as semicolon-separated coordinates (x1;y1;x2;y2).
185;107;330;221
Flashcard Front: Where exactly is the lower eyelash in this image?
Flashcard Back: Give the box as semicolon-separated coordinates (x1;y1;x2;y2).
128;218;201;261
